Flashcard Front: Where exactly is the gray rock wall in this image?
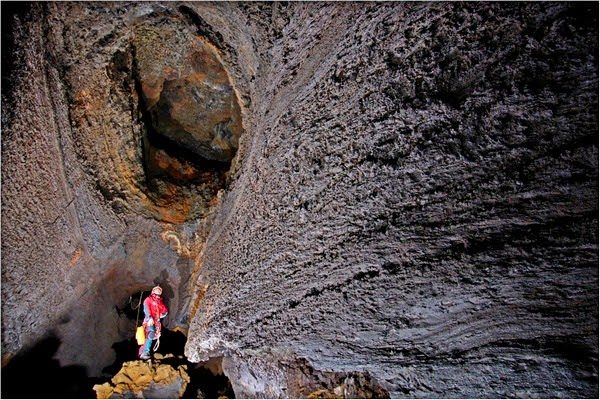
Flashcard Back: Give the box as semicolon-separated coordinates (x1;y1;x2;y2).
184;2;599;398
1;1;597;397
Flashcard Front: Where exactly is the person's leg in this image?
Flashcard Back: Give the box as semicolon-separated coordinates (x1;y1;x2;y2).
140;325;155;358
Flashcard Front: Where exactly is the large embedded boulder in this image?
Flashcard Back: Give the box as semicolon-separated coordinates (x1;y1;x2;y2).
134;21;243;162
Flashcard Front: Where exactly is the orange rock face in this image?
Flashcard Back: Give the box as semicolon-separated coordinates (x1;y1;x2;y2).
93;357;190;399
147;147;202;182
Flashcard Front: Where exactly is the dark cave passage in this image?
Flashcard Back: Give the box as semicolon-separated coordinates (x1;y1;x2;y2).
110;289;236;397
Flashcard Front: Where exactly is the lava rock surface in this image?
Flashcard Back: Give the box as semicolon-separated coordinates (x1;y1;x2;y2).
1;2;598;398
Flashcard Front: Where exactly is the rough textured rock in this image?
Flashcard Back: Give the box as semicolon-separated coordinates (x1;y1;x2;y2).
221;352;390;399
1;1;598;398
184;2;599;398
1;1;237;376
93;356;189;398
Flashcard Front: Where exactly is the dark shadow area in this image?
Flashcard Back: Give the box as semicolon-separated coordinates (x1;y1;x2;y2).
1;335;102;398
146;126;232;179
101;337;139;377
1;1;32;108
115;289;149;321
155;328;188;356
157;331;235;399
182;357;236;399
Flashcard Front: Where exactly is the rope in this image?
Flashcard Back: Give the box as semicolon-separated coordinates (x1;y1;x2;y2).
130;292;143;310
134;291;144;332
131;290;160;353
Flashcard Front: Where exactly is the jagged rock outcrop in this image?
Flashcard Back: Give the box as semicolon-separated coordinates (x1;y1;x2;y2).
93;355;189;399
1;1;598;398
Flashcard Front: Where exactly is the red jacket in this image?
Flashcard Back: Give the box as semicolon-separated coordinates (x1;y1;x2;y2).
143;294;168;333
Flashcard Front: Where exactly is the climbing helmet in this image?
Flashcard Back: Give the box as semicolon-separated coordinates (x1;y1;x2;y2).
151;286;163;296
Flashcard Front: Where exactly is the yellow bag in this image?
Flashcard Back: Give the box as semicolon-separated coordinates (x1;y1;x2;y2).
135;326;145;345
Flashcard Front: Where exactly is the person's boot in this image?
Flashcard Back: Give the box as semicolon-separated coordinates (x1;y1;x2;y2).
140;353;151;360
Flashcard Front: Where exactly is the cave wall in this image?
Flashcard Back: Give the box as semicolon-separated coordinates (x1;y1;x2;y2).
1;1;598;398
183;2;599;398
1;1;255;375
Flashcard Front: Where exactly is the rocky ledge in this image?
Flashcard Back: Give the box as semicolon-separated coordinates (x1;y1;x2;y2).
93;354;190;399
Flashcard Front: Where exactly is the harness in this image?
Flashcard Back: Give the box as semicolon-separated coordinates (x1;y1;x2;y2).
130;291;165;353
